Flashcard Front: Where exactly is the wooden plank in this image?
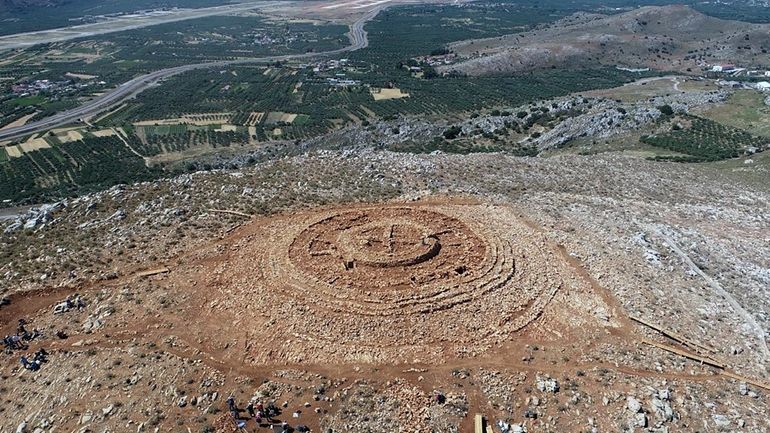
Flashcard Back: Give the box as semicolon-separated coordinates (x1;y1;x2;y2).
631;315;715;354
134;267;170;278
208;209;253;218
474;413;484;433
640;338;770;392
722;370;770;392
641;338;725;369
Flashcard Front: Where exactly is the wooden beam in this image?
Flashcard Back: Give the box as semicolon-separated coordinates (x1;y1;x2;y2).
639;336;770;393
134;267;170;278
641;338;725;369
722;370;770;392
208;209;253;218
474;413;484;433
631;315;715;354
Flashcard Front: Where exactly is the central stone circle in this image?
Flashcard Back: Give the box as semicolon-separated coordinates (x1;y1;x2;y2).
335;219;440;269
289;207;486;293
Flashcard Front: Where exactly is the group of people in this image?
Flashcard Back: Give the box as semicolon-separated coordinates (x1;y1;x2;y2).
227;396;309;432
2;319;48;372
20;348;48;371
3;319;41;353
53;294;86;314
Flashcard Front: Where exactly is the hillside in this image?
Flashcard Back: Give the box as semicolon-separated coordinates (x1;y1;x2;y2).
0;0;231;35
0;0;60;9
442;5;770;76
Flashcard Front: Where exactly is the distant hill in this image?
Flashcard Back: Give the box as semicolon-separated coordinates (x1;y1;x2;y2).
442;5;770;76
0;0;61;9
0;0;231;36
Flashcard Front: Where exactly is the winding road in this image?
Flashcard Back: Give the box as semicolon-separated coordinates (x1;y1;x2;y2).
0;6;381;143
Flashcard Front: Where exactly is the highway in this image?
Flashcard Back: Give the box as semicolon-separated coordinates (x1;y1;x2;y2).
0;6;381;143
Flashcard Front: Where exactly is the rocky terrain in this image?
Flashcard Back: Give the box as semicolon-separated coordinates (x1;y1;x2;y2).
1;139;769;432
443;5;770;76
2;0;770;431
248;76;730;157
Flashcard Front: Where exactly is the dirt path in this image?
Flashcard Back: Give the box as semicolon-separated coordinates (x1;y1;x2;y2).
112;127;146;159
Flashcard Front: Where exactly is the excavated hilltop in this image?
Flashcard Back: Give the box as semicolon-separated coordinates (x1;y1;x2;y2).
1;149;769;433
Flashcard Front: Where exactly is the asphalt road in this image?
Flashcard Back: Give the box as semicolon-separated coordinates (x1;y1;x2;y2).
0;6;381;143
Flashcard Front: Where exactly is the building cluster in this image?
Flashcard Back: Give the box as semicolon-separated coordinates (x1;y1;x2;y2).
300;59;367;87
709;63;770;78
251;33;293;46
10;79;81;97
412;53;457;67
715;79;770;92
308;58;350;73
326;77;361;87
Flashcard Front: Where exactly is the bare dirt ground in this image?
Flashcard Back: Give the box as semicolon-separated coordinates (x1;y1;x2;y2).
1;146;769;432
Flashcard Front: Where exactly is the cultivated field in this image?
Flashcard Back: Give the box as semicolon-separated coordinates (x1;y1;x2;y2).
371;87;410;100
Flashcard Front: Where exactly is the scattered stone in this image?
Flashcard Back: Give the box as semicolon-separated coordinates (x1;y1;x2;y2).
82;316;104;333
634;412;648;428
712;414;730;427
627;397;642;413
536;376;559;393
651;390;674;422
80;412;93;424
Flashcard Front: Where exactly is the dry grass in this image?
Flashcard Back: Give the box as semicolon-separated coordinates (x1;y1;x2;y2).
5;145;22;158
371;87;410;101
0;112;37;131
19;138;51;153
698;90;770;138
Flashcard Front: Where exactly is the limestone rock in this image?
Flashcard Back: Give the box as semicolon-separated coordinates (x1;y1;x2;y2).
627;396;642;413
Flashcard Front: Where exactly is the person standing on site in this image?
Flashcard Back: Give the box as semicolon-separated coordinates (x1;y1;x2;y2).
227;395;238;420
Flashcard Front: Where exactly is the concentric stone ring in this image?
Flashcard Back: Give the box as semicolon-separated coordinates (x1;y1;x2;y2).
204;202;568;363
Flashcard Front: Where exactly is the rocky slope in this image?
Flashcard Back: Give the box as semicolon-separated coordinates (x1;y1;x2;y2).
1;147;770;433
442;5;770;76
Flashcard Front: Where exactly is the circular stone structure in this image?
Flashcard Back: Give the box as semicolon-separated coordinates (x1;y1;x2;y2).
200;202;571;364
288;207;488;307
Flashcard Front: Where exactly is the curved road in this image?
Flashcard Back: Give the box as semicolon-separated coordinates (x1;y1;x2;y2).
0;6;381;142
